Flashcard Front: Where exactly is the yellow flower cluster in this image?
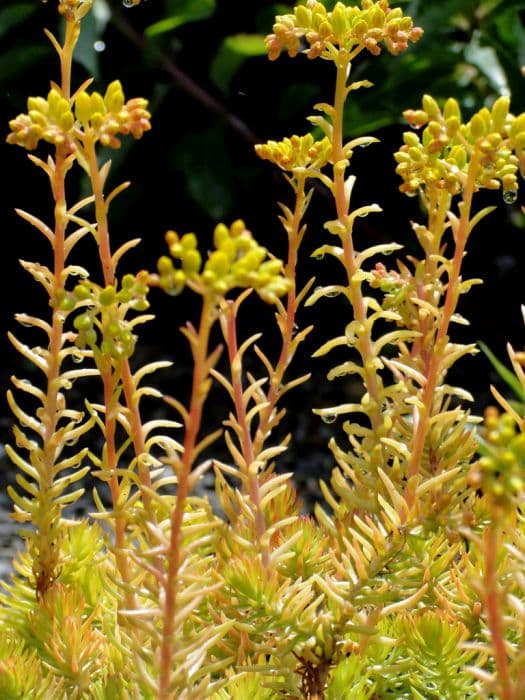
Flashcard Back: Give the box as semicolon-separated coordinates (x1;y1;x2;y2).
255;133;332;172
470;407;525;509
265;0;423;62
156;220;291;303
7;82;151;152
7;89;75;151
75;80;151;148
395;95;524;200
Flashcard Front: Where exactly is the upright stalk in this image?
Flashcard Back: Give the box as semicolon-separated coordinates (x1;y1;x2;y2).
31;18;79;596
253;172;309;453
82;135;153;498
221;300;269;567
159;295;215;696
332;56;383;437
405;152;481;506
484;523;513;700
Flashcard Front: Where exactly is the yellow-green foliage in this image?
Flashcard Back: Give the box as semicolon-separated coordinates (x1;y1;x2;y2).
3;0;525;698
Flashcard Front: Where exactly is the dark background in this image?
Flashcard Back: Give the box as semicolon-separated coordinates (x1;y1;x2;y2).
2;0;525;497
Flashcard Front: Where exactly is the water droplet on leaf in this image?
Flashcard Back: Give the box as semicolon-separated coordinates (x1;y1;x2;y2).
321;413;336;424
94;40;106;52
292;323;299;337
503;190;518;204
122;0;135;7
71;351;84;364
324;289;341;298
312;251;325;261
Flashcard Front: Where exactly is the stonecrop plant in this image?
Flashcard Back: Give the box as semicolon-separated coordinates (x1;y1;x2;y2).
3;0;525;697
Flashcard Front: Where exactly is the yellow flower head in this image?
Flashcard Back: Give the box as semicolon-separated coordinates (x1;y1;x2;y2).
395;95;523;201
75;81;151;148
7;82;151;152
155;221;290;304
255;133;332;172
7;89;75;151
266;0;423;62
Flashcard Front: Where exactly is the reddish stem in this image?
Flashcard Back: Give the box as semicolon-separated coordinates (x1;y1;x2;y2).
405;152;480;507
158;296;214;695
484;524;513;700
222;301;269;567
253;173;307;454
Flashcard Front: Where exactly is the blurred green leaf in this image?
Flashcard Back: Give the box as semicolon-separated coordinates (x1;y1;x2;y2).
146;0;216;37
480;0;525;22
479;341;525;402
211;34;267;94
74;0;111;80
0;45;50;84
464;30;509;95
0;3;37;40
278;82;321;123
174;124;234;220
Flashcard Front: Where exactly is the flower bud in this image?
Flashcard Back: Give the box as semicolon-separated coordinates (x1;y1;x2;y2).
443;98;461;121
99;285;116;306
104;81;125;114
422;94;440;119
213;223;229;247
491;95;510;133
469;113;486;141
182;249;202;275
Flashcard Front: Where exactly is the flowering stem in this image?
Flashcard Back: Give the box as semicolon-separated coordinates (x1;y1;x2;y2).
411;189;450;368
332;57;383;441
221;299;269;567
82;135;153;500
31;19;79;596
159;295;215;695
253;172;308;454
484;523;513;700
80;136;152;608
59;19;79;101
405;152;480;506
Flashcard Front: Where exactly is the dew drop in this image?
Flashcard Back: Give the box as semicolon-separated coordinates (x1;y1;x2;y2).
503;190;518;204
292;323;299;337
324;289;341;298
94;40;106;52
122;0;135;7
405;190;418;198
321;413;336;424
312;251;325;261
